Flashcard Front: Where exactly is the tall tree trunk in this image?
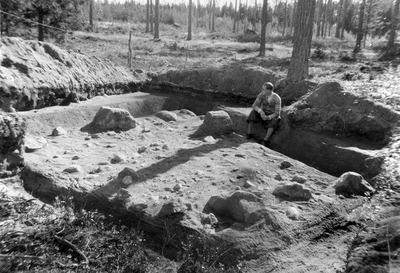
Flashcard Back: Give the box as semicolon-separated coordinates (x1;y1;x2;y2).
197;0;201;28
363;0;373;47
208;0;212;30
233;0;238;32
282;0;288;36
187;0;192;40
321;0;326;37
154;0;159;39
316;0;323;37
150;0;153;33
237;0;241;34
4;14;9;36
287;0;316;83
354;0;365;53
335;0;343;38
146;0;150;33
211;0;216;32
38;10;45;41
254;0;258;31
0;0;2;38
340;0;348;39
89;0;93;30
291;0;297;41
327;0;332;36
259;0;268;56
388;0;400;48
244;0;248;34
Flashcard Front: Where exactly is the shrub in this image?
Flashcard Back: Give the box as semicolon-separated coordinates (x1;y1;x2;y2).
177;235;242;273
162;14;175;25
0;197;151;272
236;33;260;43
311;47;327;60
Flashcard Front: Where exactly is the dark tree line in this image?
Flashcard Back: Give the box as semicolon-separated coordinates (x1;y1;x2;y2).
1;0;399;50
0;0;87;41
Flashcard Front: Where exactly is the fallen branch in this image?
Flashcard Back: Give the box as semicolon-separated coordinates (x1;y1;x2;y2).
0;254;44;260
54;235;89;264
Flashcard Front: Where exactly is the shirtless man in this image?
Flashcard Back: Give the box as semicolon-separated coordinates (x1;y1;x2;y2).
246;82;282;146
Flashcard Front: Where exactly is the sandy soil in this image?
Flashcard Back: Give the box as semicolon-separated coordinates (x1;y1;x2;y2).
8;92;373;273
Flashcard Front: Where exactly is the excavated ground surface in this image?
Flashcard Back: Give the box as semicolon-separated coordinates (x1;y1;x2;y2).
1;30;400;272
1;92;395;272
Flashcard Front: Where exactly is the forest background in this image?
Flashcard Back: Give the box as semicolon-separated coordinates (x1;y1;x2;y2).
0;0;398;50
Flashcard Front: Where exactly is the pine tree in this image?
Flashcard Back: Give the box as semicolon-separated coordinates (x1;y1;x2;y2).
287;0;316;82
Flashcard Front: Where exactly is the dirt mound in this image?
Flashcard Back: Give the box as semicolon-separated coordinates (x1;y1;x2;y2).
154;64;281;98
0;37;149;112
287;81;400;143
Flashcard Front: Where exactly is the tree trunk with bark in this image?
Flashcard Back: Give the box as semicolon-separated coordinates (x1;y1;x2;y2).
363;0;373;47
154;0;159;39
150;0;153;33
287;0;316;83
211;0;216;32
0;1;2;38
321;0;326;37
233;0;238;32
282;0;288;36
146;0;150;33
187;0;192;40
291;0;297;42
259;0;268;56
89;0;93;31
38;10;45;41
388;0;400;48
335;0;343;38
354;0;366;53
340;0;348;39
316;0;323;37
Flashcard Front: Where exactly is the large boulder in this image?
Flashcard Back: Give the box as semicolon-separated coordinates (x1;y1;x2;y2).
204;191;265;224
24;134;47;152
192;110;233;137
272;183;313;201
86;106;136;132
155;110;178;122
334;172;375;197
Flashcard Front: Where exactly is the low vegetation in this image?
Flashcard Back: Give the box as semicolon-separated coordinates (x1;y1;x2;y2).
0;195;242;273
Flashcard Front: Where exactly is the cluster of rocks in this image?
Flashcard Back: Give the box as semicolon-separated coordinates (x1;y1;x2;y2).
0;114;25;177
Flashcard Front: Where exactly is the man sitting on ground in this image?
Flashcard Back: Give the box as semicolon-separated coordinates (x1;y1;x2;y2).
246;82;282;146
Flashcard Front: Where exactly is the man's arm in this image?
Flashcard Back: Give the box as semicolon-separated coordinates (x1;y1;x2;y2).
252;94;263;113
267;95;281;120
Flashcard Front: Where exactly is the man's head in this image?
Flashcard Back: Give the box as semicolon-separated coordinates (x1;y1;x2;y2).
261;82;274;95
